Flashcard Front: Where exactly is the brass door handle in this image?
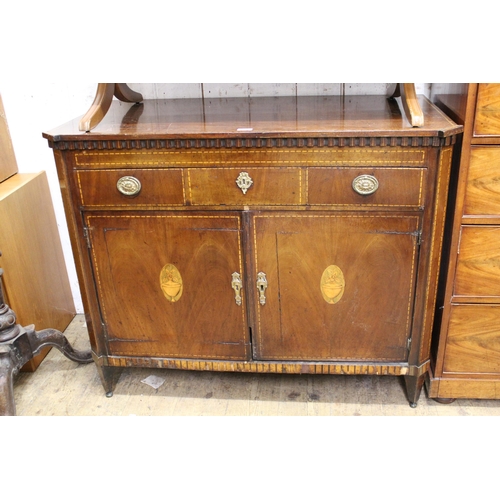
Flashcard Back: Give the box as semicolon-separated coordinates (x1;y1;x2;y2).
231;272;243;306
352;174;379;196
256;272;268;305
117;176;142;197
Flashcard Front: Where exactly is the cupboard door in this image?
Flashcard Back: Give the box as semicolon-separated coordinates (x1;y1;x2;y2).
252;214;420;362
85;213;249;360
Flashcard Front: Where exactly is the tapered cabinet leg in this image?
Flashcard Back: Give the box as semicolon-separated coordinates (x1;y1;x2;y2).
93;357;122;398
405;373;426;408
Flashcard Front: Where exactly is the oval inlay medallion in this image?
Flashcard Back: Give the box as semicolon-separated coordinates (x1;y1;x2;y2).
160;264;183;303
320;265;345;304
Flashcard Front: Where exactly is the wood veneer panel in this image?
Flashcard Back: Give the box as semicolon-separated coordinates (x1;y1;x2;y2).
86;212;249;360
463;147;500;216
443;305;500;374
0;94;18;183
454;225;500;298
474;83;500;136
0;172;75;370
253;214;419;362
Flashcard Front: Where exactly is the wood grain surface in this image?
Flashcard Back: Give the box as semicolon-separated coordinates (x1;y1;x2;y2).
463;147;500;216
474;83;500;136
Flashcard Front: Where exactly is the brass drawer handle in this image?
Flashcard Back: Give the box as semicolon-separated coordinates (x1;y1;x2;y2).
231;272;243;306
257;272;268;305
236;172;253;194
352;175;379;196
117;176;142;197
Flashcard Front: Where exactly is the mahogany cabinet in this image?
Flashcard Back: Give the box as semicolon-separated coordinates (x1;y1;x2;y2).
43;94;461;406
430;83;500;400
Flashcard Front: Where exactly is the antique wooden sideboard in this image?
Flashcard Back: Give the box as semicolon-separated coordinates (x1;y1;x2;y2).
43;91;462;406
429;83;500;401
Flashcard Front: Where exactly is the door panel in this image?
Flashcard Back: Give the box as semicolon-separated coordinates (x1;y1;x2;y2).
85;213;249;360
252;214;420;362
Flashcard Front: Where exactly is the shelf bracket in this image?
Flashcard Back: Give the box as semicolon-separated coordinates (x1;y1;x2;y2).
388;83;425;127
79;83;143;132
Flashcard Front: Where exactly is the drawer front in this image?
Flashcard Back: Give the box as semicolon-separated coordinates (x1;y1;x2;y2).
77;169;185;207
73;147;428;169
474;83;500;137
188;167;303;206
308;167;426;208
454;225;500;298
464;147;500;216
444;304;500;374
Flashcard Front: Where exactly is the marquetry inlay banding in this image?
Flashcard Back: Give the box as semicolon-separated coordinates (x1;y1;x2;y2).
74;148;427;168
105;356;412;376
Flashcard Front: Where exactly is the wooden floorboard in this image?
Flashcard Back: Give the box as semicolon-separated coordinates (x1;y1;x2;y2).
11;315;500;416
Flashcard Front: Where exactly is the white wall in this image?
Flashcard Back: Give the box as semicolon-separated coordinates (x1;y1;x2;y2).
0;83;431;313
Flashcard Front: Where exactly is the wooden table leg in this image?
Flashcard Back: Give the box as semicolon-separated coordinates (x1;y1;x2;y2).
0;269;92;416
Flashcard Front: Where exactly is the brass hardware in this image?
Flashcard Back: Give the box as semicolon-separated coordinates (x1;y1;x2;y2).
256;272;268;305
320;265;345;304
160;264;183;303
352;174;379;196
231;272;243;306
117;176;142;197
236;172;253;194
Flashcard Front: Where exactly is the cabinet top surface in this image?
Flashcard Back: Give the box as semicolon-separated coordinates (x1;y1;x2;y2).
43;95;461;144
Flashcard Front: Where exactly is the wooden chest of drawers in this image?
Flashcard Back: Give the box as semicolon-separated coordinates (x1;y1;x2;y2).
43;94;461;406
430;83;500;400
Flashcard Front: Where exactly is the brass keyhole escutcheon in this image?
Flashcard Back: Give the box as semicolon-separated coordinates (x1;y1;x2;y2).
320;265;345;304
256;272;268;305
236;172;253;194
231;272;243;306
